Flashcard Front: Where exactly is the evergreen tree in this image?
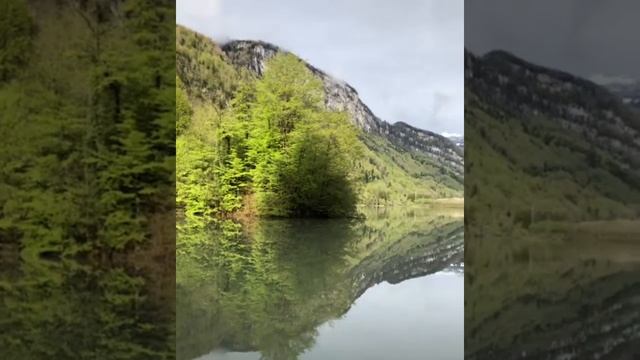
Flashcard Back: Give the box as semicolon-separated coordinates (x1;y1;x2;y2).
0;0;33;82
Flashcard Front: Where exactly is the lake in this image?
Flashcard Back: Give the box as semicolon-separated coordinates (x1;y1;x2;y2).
465;220;640;359
177;206;464;360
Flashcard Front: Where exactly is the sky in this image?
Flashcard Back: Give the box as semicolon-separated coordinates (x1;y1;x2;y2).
177;0;464;136
465;0;640;83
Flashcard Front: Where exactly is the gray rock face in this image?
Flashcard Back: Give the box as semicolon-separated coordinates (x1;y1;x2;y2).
221;40;463;176
222;40;280;76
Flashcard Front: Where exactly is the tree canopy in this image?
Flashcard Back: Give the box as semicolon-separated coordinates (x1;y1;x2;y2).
177;52;360;222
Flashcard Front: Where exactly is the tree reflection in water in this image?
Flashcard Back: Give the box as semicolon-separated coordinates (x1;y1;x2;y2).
177;206;464;360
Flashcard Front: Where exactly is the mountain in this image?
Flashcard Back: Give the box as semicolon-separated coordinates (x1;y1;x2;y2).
176;25;463;203
222;40;463;173
602;79;640;109
465;49;640;359
465;48;640;219
221;39;463;190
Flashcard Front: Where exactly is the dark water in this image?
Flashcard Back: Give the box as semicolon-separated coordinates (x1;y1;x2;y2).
177;207;464;360
465;221;640;359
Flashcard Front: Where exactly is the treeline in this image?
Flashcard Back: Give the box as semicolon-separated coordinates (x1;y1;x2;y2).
177;51;360;223
0;0;175;257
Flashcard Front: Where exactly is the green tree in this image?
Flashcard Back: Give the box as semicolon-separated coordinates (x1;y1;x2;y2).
177;47;360;221
0;0;33;82
176;76;192;135
238;53;360;217
280;111;360;216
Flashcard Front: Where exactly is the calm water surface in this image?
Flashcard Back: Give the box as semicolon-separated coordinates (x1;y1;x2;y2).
177;206;463;360
203;272;463;360
466;220;640;359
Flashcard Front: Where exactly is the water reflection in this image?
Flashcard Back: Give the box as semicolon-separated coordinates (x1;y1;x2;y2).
0;252;175;359
465;221;640;359
177;206;463;360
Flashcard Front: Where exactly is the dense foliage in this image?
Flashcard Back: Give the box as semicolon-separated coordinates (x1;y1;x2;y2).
176;26;465;225
0;0;175;257
0;1;176;359
177;50;360;221
0;0;33;81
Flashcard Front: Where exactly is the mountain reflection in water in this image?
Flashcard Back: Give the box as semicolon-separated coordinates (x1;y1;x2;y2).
177;206;464;360
465;221;640;359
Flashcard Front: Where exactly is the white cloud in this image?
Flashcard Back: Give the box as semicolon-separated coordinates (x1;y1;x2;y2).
441;132;462;138
590;73;636;86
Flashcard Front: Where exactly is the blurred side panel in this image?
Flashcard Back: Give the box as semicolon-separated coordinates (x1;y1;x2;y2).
465;0;640;358
0;1;176;358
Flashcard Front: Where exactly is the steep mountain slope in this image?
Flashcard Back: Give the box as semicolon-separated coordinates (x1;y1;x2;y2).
465;49;640;359
466;49;640;223
222;40;463;178
176;26;464;205
177;26;463;203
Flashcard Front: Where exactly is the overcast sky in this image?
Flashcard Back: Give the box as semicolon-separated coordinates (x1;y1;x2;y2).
466;0;640;83
177;0;464;136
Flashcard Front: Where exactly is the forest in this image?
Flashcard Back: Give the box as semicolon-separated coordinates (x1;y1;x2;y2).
0;0;175;258
176;26;463;228
1;1;176;358
177;35;361;224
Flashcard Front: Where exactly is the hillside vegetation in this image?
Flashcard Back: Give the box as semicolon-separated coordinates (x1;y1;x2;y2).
176;25;462;224
1;0;175;258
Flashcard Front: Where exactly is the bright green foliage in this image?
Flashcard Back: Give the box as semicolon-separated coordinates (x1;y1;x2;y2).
176;76;192;135
176;26;244;225
176;25;249;107
176;104;220;227
177;44;361;219
276;111;359;216
176;133;215;224
224;53;361;217
218;150;249;213
176;25;460;223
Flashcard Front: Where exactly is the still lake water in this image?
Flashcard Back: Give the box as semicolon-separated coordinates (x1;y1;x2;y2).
177;206;463;360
